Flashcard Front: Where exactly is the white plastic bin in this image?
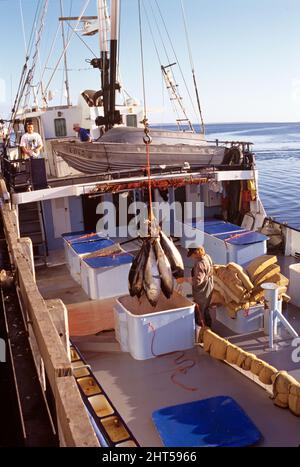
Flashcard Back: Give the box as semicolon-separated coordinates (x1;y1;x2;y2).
204;231;267;265
289;264;300;307
216;304;264;334
113;307;129;352
81;253;133;300
62;232;113;284
180;220;268;265
114;292;195;360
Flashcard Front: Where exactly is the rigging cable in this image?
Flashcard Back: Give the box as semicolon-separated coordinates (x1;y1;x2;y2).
60;0;71;106
66;0;74;42
26;0;43;60
148;0;172;67
142;1;182;127
9;0;43;130
117;0;121;88
23;0;49;109
180;0;205;135
65;21;97;57
43;0;91;98
19;0;27;55
138;0;153;225
153;0;198;125
36;21;61;104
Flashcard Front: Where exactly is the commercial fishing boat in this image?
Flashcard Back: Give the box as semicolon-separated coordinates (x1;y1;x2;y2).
0;0;300;448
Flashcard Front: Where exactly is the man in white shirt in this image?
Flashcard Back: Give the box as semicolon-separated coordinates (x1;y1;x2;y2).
20;121;43;158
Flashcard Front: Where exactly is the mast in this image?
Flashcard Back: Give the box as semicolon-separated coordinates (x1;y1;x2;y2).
97;0;110;126
95;0;121;130
109;0;120;128
60;0;71;106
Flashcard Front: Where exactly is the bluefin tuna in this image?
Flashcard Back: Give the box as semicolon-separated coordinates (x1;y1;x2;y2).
143;243;161;307
128;241;148;297
153;237;173;298
159;230;184;278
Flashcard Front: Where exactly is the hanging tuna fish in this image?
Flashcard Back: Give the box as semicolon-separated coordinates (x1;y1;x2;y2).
128;124;184;306
128;223;184;307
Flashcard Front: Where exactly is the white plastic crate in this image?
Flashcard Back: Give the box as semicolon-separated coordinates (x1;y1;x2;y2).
65;245;85;284
81;253;133;300
179;220;268;265
63;234;86;283
203;232;267;266
216;304;264;334
113;307;129;352
114;292;195;360
289;264;300;307
62;233;114;284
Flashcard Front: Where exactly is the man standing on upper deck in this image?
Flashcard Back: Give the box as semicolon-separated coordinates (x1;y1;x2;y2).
20;120;43;158
187;246;214;328
73;123;92;142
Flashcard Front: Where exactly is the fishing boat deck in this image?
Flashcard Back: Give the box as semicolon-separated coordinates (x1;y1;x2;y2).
35;248;300;447
69;335;300;447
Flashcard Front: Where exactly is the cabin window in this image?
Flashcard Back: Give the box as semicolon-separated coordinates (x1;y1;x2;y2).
126;114;137;128
54;118;67;137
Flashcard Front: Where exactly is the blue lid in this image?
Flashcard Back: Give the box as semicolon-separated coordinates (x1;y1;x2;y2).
217;231;268;245
152;396;262;447
204;222;245;235
71;238;114;254
84;252;133;268
62;231;106;244
182;221;268;245
193;219;225;228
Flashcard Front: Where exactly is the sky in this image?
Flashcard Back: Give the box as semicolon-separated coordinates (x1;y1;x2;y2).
1;0;300;124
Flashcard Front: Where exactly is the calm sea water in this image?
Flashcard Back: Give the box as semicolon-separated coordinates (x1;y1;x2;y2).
158;122;300;229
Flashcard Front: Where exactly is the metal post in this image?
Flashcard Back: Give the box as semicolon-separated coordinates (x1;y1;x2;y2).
262;282;299;349
261;282;279;349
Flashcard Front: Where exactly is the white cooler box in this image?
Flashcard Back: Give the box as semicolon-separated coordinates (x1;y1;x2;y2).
181;220;268;266
81;253;133;300
114;292;195;360
289;264;300;307
62;232;114;284
216;304;264;334
62;231;86;273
